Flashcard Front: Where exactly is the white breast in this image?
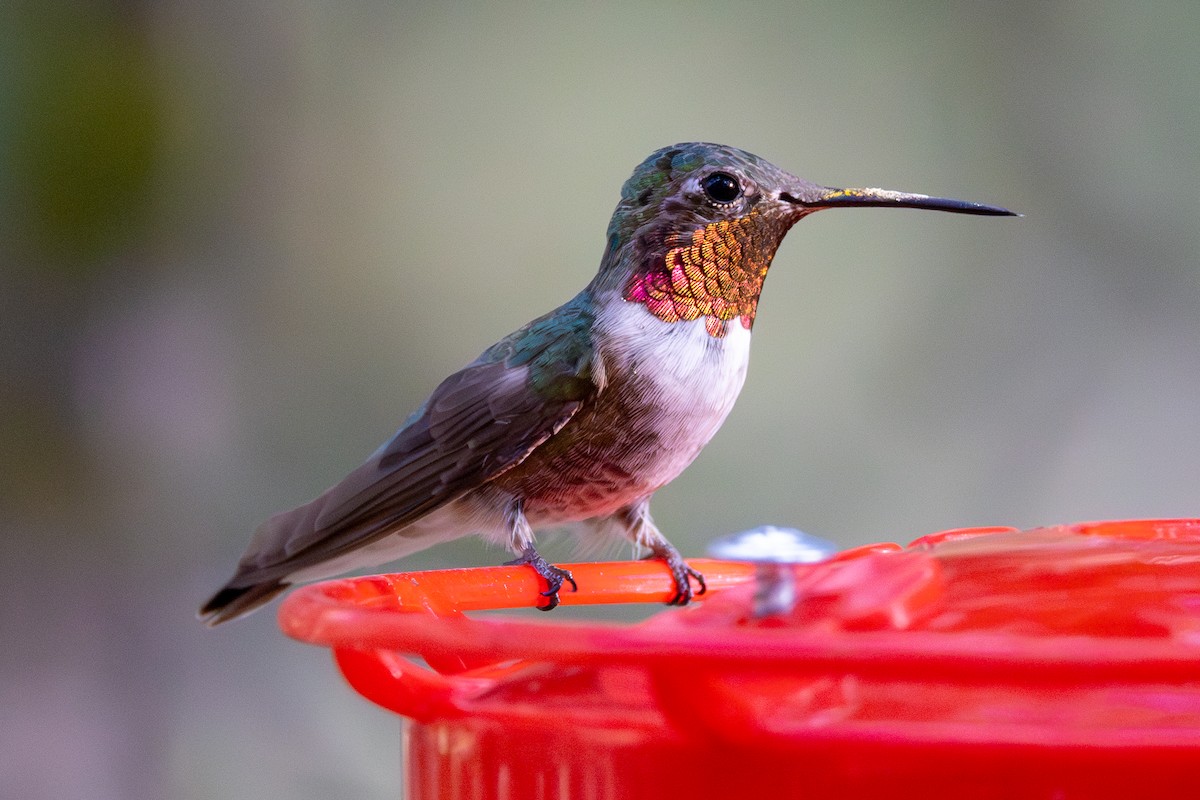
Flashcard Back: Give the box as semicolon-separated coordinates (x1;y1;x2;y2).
598;299;753;481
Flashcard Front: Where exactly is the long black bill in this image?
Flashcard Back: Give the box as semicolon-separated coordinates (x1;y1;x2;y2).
794;186;1017;217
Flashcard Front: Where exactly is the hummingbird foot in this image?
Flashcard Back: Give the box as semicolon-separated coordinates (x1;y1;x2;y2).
505;544;578;611
647;541;708;606
613;500;707;605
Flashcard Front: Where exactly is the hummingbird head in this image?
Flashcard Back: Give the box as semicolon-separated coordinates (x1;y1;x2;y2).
596;142;1013;337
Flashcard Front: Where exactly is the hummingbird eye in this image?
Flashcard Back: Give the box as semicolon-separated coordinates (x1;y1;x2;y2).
701;172;741;205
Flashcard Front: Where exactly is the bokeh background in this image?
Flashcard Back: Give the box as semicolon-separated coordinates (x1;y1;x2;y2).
4;2;1198;798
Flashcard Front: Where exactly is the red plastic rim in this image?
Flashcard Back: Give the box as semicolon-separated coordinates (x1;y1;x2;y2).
279;519;1200;678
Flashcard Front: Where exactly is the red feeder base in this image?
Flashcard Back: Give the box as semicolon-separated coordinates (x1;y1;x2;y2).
280;520;1200;799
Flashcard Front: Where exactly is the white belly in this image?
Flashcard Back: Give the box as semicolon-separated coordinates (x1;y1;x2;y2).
595;300;753;488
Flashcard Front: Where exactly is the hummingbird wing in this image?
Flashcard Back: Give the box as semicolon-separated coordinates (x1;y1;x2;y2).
220;299;601;589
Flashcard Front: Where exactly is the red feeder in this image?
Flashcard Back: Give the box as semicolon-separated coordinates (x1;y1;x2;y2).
279;519;1200;798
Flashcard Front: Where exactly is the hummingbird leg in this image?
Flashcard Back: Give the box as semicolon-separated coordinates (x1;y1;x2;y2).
501;498;577;610
648;540;708;606
505;544;578;611
619;501;707;605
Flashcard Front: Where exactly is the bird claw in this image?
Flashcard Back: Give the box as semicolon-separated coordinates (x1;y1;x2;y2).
666;562;707;605
505;546;577;610
647;547;707;605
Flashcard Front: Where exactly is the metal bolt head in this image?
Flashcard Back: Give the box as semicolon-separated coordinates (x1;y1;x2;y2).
707;526;838;617
707;525;838;564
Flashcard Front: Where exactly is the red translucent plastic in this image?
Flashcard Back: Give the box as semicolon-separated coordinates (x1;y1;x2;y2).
280;520;1200;798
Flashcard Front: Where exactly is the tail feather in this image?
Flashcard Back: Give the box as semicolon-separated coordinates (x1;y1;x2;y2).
199;580;289;626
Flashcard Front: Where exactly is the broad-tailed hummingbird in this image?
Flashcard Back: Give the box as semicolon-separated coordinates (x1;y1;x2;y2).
201;142;1014;624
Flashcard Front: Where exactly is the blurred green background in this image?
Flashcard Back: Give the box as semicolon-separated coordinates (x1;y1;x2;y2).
3;2;1198;798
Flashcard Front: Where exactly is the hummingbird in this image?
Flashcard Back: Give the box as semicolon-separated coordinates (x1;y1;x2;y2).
200;142;1014;625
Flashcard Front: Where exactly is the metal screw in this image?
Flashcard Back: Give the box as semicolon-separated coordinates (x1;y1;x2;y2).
707;526;838;616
